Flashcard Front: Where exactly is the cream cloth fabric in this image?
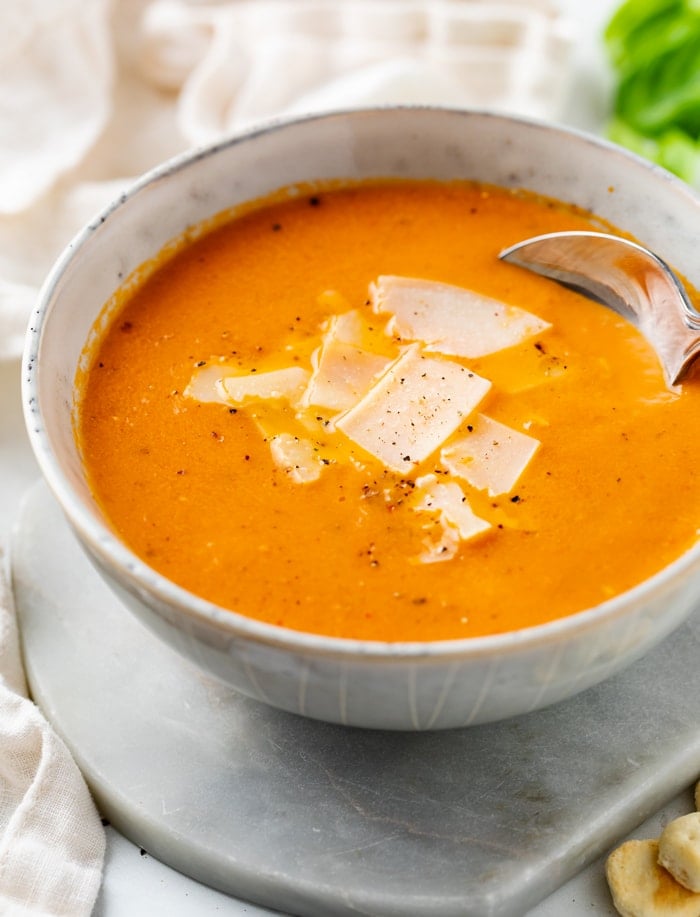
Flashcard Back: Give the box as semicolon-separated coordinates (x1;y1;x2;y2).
0;0;573;913
0;551;106;916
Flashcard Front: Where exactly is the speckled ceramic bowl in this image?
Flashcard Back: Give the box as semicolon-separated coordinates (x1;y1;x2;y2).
23;107;700;730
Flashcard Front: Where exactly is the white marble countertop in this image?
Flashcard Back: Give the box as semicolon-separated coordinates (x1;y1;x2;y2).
96;798;696;917
2;1;698;914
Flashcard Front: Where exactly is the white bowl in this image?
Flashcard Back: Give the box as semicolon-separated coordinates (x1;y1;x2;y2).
23;107;700;730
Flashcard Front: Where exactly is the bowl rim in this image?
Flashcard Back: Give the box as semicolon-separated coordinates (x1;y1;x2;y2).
22;104;700;662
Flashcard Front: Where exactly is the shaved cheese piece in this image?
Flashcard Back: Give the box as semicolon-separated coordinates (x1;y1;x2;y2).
441;414;540;496
413;477;491;540
304;344;391;411
318;308;395;356
218;367;310;406
419;524;461;564
185;363;310;407
325;309;368;345
410;475;491;563
370;275;551;358
183;362;229;403
269;433;321;483
335;343;491;472
302;312;392;412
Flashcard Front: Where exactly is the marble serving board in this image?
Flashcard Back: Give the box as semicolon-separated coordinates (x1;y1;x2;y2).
11;482;700;917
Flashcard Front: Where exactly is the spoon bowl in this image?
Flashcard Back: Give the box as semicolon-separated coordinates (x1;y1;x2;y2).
499;230;700;387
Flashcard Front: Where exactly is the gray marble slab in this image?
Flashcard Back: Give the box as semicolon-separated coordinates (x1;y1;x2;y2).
11;482;700;917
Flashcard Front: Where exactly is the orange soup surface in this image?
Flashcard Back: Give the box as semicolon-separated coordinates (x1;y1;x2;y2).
76;181;700;641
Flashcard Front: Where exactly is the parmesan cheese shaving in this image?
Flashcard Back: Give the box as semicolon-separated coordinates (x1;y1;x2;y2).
183;362;228;402
335;343;491;472
370;275;551;358
441;413;540;496
410;475;491;563
323;309;369;345
318;308;393;354
218;366;310;406
418;524;461;564
302;312;392;411
185;363;311;407
413;476;491;540
269;433;322;483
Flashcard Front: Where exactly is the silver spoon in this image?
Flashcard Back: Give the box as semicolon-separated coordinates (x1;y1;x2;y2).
498;230;700;387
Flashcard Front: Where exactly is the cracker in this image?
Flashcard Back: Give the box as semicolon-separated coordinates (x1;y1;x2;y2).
659;813;700;893
606;838;700;916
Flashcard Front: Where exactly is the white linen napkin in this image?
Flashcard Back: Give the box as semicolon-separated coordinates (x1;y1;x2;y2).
0;550;106;916
0;0;574;912
139;0;573;142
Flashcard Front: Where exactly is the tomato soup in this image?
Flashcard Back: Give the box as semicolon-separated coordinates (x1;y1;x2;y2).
76;181;700;641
